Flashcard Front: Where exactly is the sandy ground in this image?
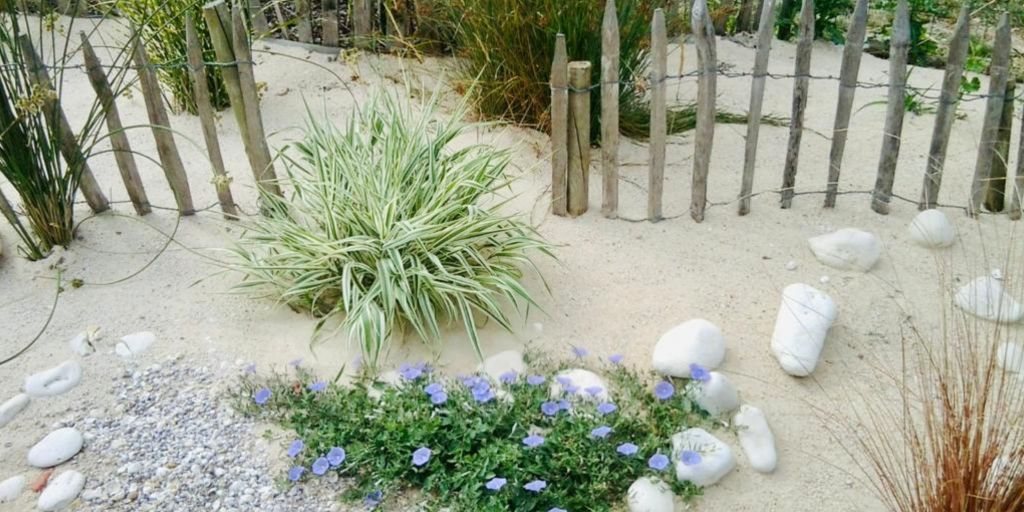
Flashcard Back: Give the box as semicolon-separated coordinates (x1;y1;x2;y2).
1;16;1023;511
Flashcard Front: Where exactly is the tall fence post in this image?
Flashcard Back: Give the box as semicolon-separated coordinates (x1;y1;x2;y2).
353;0;373;49
736;0;754;33
1010;103;1024;221
870;0;910;215
969;13;1012;216
295;0;313;43
779;0;813;209
823;0;868;208
322;0;340;47
738;0;776;215
568;61;592;217
247;0;270;37
984;80;1014;213
648;8;667;221
550;35;568;217
601;0;620;219
919;4;970;210
691;0;717;222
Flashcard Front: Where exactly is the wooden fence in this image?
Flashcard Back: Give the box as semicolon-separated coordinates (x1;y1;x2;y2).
550;0;1024;222
248;0;406;49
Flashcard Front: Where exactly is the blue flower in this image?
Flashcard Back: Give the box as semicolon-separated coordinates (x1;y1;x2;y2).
526;375;546;386
540;401;561;416
522;434;545;448
244;363;257;374
608;354;624;365
596;402;618;415
484;477;507;491
689;363;711;383
471;380;494;403
363;490;383;509
289;358;303;368
590;425;612;439
680;450;702;466
287;439;304;458
412;447;432;467
253;388;271;405
287;465;305;481
653;381;674;400
311;457;329;476
327;447;346;467
430;391;448;405
523;480;547;492
617;443;639;456
557;399;571;411
555;376;573;387
549;509;568;512
424;382;444;395
571;346;589;358
499;371;518;384
648;453;670;471
584;386;604;397
308;381;328;392
399;363;425;381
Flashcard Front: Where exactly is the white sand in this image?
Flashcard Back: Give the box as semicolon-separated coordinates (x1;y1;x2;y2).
1;17;1022;511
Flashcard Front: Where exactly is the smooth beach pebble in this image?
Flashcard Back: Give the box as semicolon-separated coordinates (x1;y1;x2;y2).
24;361;82;397
955;276;1023;324
115;331;156;358
549;369;609;402
68;332;95;356
808;228;881;272
908;209;955;248
27;428;84;468
733;405;777;473
652;319;726;378
478;350;525;382
997;342;1023;373
36;470;85;511
626;476;674;512
0;393;30;428
0;475;26;503
672;428;735;487
692;372;739;417
771;284;837;377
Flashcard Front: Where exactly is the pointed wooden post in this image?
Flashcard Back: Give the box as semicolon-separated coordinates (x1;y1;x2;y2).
738;0;776;215
322;0;340;46
1010;103;1024;221
969;13;1012;216
691;0;717;222
736;0;754;33
823;0;868;208
779;0;813;209
353;0;373;49
648;8;667;221
295;0;313;43
550;34;569;217
232;3;281;198
248;0;270;37
984;80;1014;213
567;61;592;217
601;0;620;219
870;0;910;215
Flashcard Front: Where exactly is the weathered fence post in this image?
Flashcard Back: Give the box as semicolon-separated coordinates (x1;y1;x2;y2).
738;0;776;215
132;30;195;215
80;33;150;216
295;0;313;43
984;80;1014;213
353;0;374;49
779;0;813;209
919;5;970;210
601;0;620;218
1010;103;1024;221
870;0;910;215
550;35;568;217
185;18;238;219
18;35;109;214
322;0;340;47
823;0;868;208
969;13;1012;216
568;61;592;217
736;0;754;33
648;8;667;221
712;0;733;34
691;0;717;222
247;0;270;37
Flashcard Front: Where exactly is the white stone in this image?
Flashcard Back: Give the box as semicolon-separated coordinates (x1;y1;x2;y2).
477;350;525;382
671;428;735;487
37;470;85;511
691;372;739;416
808;228;881;272
0;475;26;503
819;275;830;285
27;428;84;468
733;405;777;473
955;276;1023;324
549;369;609;402
115;331;156;358
0;393;30;428
68;333;94;356
785;260;798;271
997;342;1023;373
652;319;726;378
626;477;674;512
908;209;955;248
24;361;82;397
771;284;838;377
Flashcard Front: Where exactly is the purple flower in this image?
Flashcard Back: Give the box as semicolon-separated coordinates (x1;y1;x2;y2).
430;391;448;405
590;425;612;439
484;477;507;491
617;443;639;456
424;382;444;395
244;363;257;374
499;371;518;384
596;402;617;415
287;439;304;458
522;434;545;448
540;401;561;416
412;447;432;467
523;480;547;492
471;380;494;403
327;447;346;467
648;453;670;471
311;457;329;476
689;363;711;383
557;399;571;411
364;490;383;509
287;465;305;481
584;386;604;397
526;375;546;386
653;381;674;400
253;388;271;405
571;346;589;358
609;354;624;365
289;358;303;368
555;376;573;387
399;362;425;381
680;450;702;466
564;384;580;394
308;380;328;392
550;509;568;512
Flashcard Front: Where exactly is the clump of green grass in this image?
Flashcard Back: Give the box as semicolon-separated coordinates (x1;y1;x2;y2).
235;353;713;511
228;90;552;369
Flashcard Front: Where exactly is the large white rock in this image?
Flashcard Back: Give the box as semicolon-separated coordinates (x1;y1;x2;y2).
626;477;675;512
771;284;838;377
691;372;739;417
997;342;1023;373
955;276;1023;324
908;209;955;248
549;368;609;402
0;393;30;428
27;428;84;468
652;319;726;378
115;331;156;358
671;428;735;487
0;475;26;503
24;361;82;397
733;405;777;473
808;228;881;272
36;470;84;511
478;350;525;382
